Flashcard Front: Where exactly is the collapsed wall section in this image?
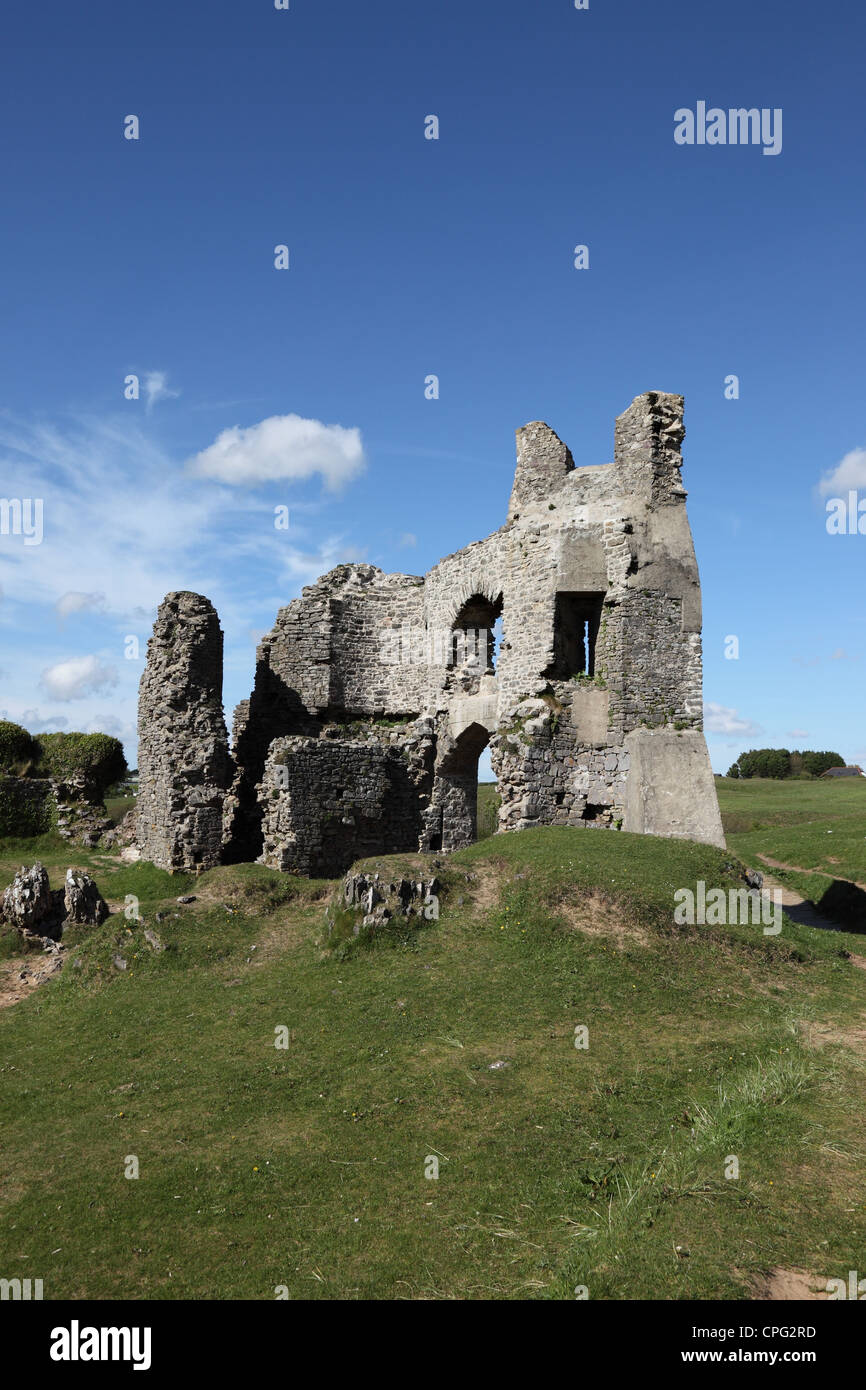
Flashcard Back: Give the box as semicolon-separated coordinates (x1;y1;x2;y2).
258;719;435;876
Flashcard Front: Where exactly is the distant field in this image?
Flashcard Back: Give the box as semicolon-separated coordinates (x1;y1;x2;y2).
103;794;137;826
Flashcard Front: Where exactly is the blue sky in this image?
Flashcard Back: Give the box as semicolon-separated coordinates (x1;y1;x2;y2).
0;0;863;776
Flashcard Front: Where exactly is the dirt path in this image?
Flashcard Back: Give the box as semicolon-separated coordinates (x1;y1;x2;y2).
0;949;63;1008
754;867;842;932
757;853;866;894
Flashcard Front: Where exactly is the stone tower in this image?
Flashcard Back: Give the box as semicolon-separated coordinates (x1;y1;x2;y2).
136;591;231;871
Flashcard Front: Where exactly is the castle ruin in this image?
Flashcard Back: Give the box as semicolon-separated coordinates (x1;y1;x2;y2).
137;391;725;875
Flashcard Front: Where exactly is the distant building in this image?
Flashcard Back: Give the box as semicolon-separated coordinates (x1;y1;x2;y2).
821;765;865;779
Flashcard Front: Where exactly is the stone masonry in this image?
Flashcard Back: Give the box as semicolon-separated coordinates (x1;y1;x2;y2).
137;592;232;870
137;392;724;873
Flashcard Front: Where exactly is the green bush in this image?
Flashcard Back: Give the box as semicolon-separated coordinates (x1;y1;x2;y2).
34;732;127;797
0;720;38;773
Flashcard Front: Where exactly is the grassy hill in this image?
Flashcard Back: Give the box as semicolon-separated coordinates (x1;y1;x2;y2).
1;783;865;1300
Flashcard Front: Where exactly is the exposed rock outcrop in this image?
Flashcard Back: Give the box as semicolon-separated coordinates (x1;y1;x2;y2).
1;861;54;930
1;862;109;940
64;868;108;926
337;871;441;933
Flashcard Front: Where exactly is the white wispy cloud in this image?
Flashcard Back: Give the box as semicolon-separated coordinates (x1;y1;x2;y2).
186;414;365;489
144;370;180;413
818;447;866;497
40;654;118;700
19;708;69;733
0;411;370;760
55;590;106;620
703;701;762;737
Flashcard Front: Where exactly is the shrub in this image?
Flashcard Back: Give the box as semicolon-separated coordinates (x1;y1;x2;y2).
0;720;38;773
34;732;127;798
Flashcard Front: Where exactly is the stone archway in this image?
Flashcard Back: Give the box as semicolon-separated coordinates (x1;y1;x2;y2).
432;721;491;851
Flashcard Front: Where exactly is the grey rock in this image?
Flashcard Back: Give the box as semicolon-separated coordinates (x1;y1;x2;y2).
64;869;109;926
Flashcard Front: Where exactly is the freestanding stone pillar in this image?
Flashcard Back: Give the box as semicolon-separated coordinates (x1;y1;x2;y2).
137;591;231;871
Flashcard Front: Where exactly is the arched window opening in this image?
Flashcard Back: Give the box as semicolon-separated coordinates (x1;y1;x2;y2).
451;592;504;674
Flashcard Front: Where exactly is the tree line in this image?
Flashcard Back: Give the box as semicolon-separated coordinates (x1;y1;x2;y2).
726;748;846;779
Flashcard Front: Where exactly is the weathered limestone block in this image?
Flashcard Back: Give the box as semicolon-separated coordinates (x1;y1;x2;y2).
64;868;108;926
622;728;725;848
1;862;53;930
340;871;440;931
137;592;231;871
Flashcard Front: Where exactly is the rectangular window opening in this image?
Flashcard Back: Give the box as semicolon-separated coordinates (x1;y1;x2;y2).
545;592;604;680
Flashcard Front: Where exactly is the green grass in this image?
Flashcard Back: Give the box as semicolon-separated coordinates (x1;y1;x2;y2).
717;776;866;882
477;782;499;840
1;819;865;1300
104;794;136;825
717;777;866;930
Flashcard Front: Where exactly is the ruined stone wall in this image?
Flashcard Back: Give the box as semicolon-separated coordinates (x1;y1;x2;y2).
324;568;427;715
259;720;434;876
137;392;725;873
137;592;231;871
491;693;630;834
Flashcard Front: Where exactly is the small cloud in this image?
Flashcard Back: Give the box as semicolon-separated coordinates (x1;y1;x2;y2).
787;728;809;739
20;708;70;733
55;590;106;620
831;648;847;660
187;414;366;490
792;655;821;668
145;370;180;413
818;447;866;497
398;532;417;548
703;701;762;737
40;655;118;701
